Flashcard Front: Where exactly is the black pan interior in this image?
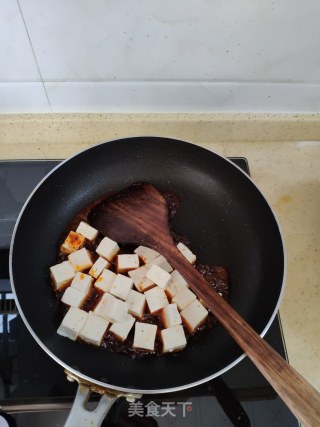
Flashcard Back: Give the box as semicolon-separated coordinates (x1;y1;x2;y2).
11;137;284;391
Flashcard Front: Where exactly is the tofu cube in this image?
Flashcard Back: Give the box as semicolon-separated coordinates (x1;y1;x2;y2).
61;287;88;308
50;261;75;291
79;311;109;346
94;269;116;293
162;303;182;328
135;276;155;293
146;264;171;290
172;287;197;311
60;231;85;254
57;307;88;341
128;264;148;283
94;293;130;323
71;272;93;295
166;270;188;299
128;264;155;292
109;314;135;341
177;242;196;264
76;221;99;242
68;248;93;272
161;325;187;353
181;299;209;333
94;292;113;317
171;269;188;287
133;322;157;351
117;254;140;273
148;255;173;273
89;257;110;279
96;236;119;261
145;286;169;314
134;246;159;264
110;274;133;301
126;289;146;318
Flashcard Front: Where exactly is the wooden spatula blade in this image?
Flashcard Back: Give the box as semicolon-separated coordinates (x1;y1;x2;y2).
88;182;172;247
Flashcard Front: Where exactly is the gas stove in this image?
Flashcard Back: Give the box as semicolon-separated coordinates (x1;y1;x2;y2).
0;159;299;426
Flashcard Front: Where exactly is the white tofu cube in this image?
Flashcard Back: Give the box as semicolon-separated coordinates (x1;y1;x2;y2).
145;286;169;314
76;221;99;242
161;325;187;353
128;264;148;283
162;303;182;328
79;311;109;346
61;287;88;308
177;242;196;264
94;269;117;292
171;270;188;287
133;322;157;351
89;257;110;279
50;261;75;291
126;289;146;318
180;299;209;333
71;272;93;295
148;255;173;273
109;314;135;341
110;274;133;301
117;254;140;273
137;277;156;292
128;264;155;292
68;248;93;272
94;293;130;323
172;287;197;311
134;246;159;264
60;231;85;254
94;269;116;293
166;270;189;299
96;236;120;261
135;276;155;293
57;307;88;341
146;264;171;290
94;292;113;317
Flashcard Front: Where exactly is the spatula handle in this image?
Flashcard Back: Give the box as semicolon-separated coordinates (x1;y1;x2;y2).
214;294;320;427
162;245;320;427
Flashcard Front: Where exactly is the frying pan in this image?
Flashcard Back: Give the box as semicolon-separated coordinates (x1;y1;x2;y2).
10;137;285;425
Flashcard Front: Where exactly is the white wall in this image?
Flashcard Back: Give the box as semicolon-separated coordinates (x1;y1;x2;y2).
1;0;320;113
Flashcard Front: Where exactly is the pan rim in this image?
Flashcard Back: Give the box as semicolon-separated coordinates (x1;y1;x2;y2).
9;135;287;394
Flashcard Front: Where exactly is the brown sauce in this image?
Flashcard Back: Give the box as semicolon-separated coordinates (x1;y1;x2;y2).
54;188;230;358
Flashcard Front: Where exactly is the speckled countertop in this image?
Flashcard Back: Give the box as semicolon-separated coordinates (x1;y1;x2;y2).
1;113;319;394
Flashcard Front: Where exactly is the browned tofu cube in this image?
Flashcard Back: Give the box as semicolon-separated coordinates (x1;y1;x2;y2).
60;231;85;255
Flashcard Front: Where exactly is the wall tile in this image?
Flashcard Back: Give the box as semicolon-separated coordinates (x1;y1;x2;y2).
0;83;50;112
45;82;320;113
19;0;320;83
0;0;40;81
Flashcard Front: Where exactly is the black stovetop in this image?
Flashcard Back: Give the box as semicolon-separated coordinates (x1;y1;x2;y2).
0;159;299;427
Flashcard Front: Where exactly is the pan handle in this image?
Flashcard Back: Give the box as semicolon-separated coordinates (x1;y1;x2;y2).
64;383;117;427
64;370;142;427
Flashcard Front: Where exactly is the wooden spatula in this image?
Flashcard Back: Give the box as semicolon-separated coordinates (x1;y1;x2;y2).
89;182;320;427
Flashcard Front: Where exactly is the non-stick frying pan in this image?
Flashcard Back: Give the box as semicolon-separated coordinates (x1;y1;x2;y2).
10;137;285;423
